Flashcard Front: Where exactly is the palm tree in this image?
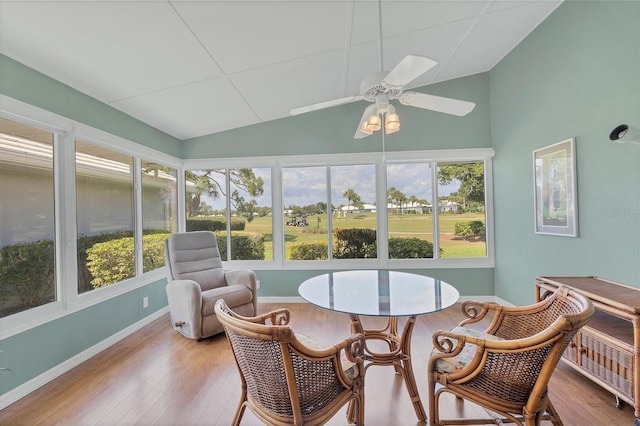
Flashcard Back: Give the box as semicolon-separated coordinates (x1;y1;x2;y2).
342;188;362;216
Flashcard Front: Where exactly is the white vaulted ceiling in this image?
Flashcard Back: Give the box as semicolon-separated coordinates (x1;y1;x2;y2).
0;1;561;140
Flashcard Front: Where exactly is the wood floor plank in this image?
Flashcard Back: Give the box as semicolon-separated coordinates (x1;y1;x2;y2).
1;302;637;425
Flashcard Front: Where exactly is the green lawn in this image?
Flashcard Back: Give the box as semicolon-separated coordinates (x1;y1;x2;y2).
245;212;486;259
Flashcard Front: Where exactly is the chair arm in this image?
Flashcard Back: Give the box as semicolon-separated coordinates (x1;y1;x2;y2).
335;333;366;365
166;279;202;338
458;300;498;326
224;269;257;292
249;308;291;326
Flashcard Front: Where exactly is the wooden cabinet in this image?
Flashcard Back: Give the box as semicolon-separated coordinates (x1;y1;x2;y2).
535;276;640;418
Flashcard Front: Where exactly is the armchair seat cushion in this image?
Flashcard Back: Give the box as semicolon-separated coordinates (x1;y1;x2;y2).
433;326;504;374
201;284;254;316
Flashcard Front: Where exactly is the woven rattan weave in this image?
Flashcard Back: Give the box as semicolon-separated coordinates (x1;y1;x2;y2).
215;299;365;426
427;285;594;426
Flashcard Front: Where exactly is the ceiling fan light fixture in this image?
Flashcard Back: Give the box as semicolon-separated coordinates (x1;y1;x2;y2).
385;105;400;134
365;114;382;132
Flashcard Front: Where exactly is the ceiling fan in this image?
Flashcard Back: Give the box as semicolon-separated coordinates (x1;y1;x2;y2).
289;0;476;139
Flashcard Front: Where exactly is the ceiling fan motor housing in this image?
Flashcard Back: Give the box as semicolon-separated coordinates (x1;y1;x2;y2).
360;71;404;103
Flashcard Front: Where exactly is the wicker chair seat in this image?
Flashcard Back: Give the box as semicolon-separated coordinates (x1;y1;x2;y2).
433;326;504;374
295;333;360;380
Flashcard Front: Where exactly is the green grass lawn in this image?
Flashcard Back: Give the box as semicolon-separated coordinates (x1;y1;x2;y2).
244;212;486;259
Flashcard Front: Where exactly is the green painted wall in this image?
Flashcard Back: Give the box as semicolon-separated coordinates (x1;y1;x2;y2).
0;54;181;157
255;268;494;299
490;0;640;305
182;73;492;158
0;279;168;395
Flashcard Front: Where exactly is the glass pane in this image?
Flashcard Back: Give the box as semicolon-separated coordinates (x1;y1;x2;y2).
331;164;377;259
185;169;228;259
141;160;177;272
386;163;435;259
76;141;134;293
283;167;328;260
230;168;271;261
437;161;487;258
0;118;56;317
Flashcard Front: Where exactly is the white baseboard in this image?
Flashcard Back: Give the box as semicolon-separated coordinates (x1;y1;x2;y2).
0;306;169;411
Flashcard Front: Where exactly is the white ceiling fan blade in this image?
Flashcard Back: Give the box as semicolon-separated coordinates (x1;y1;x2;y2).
399;92;475;116
382;55;437;88
290;95;363;116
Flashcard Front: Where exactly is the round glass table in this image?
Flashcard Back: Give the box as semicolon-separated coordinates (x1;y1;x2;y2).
299;270;459;421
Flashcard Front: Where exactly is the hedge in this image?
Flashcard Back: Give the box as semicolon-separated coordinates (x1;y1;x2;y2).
454;220;485;238
0;239;55;316
186;218;245;232
334;228;377;259
388;237;435;259
290;241;329;260
214;231;264;261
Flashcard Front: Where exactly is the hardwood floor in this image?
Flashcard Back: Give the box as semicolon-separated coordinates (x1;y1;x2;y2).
1;302;636;425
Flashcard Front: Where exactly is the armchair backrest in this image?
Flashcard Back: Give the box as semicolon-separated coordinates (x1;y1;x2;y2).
468;287;593;406
164;231;226;291
214;299;360;425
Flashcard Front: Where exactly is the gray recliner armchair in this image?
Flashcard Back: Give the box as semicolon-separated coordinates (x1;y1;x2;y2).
164;231;257;340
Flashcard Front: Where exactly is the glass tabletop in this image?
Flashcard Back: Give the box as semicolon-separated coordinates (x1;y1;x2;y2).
298;270;459;317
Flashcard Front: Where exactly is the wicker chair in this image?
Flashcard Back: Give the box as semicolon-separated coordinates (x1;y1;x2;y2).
427;285;594;426
214;299;366;426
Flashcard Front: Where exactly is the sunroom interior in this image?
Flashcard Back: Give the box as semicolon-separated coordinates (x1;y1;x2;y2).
0;0;639;421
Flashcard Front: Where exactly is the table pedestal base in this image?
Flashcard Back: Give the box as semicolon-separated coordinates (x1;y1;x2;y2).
349;314;426;422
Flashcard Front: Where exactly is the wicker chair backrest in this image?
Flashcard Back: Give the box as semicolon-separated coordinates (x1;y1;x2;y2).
218;303;347;421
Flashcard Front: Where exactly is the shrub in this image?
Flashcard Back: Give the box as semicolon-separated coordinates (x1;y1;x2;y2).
0;240;55;316
388;237;435;259
334;228;377;259
186;218;245;232
290;242;328;260
86;233;170;288
214;231;264;260
77;231;134;292
454;220;486;238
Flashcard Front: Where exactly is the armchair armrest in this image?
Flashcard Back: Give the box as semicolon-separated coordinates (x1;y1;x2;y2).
166;279;203;339
224;269;257;291
226;306;291;326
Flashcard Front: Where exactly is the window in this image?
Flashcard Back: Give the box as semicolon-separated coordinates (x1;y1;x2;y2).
76;140;134;293
185;168;270;261
386;163;435;259
274;152;492;265
437;161;486;258
283;166;328;260
141;160;178;272
331;164;377;259
0;118;56;318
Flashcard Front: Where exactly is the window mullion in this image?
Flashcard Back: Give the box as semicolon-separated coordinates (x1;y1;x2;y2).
58;133;79;303
326;166;333;260
376;159;388;263
133;157;143;276
431;161;440;260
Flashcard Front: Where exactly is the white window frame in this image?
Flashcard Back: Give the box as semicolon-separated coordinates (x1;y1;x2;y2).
184;147;495;270
0;95;182;339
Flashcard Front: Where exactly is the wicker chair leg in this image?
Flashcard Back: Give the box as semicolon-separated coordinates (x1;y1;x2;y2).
545;400;564;426
231;392;247;426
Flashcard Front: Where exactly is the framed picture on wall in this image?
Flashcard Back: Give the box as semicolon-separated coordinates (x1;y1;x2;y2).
533;138;578;237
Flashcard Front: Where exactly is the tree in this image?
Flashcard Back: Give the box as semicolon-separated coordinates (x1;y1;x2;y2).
342;188;362;215
387;187;407;214
438;164;484;208
185;169;264;221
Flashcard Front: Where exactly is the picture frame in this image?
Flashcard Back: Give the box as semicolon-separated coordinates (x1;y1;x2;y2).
533;138;578;237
